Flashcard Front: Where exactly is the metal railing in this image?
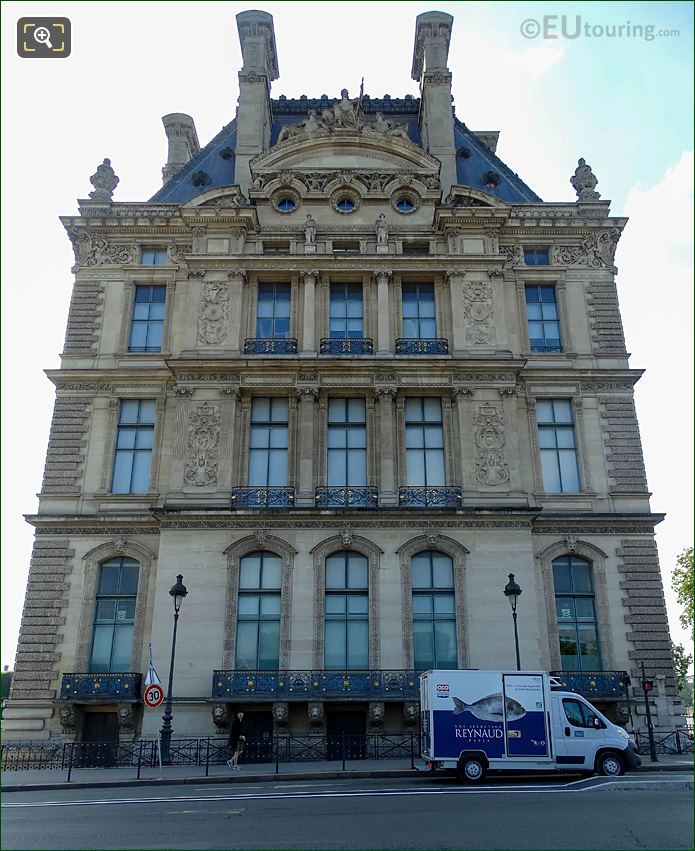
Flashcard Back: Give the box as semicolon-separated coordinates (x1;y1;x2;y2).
319;338;374;355
212;669;420;700
394;338;449;355
231;487;295;509
315;486;378;509
1;733;419;780
243;338;298;355
633;730;693;756
398;486;462;508
60;672;142;701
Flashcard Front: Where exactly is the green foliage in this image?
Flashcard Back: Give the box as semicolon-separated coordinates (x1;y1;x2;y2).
672;546;694;641
0;670;12;701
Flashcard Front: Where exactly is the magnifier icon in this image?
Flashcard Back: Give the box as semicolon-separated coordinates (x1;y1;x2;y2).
34;26;53;49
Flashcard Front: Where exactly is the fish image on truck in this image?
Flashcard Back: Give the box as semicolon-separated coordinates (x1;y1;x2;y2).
419;670;641;783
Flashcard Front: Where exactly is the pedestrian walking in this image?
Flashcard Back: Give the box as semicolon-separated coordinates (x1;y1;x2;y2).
226;711;246;771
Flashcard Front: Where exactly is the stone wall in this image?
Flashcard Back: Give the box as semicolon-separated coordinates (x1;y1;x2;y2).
62;279;105;354
40;396;92;495
598;396;649;493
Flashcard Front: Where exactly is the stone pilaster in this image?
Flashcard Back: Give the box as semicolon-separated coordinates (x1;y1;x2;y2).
375;270;392;356
295;387;318;506
375;387;398;506
300;271;317;355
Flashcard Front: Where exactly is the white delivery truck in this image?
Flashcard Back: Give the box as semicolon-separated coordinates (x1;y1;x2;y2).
420;670;640;783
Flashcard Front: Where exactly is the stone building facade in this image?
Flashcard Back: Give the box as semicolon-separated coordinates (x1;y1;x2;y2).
3;10;681;745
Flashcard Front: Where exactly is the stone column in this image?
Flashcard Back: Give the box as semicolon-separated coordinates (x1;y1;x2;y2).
375;270;392;356
295;387;318;506
227;271;246;356
454;387;475;495
300;270;317;356
376;387;398;506
447;270;466;355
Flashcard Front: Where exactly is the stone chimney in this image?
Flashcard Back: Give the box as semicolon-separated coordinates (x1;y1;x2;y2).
234;9;279;194
411;11;456;197
161;113;200;184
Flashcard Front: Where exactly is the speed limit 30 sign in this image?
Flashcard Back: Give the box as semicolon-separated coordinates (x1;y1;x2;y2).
143;683;164;709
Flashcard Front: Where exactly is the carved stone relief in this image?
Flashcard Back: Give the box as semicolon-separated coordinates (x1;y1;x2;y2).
184;402;221;488
552;229;621;269
462;280;494;345
69;231;138;267
197;281;230;346
473;403;510;485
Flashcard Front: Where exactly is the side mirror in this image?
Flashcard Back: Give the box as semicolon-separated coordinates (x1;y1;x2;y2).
593;717;604;729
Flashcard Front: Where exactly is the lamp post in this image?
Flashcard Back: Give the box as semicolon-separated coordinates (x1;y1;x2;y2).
503;573;522;671
159;574;188;765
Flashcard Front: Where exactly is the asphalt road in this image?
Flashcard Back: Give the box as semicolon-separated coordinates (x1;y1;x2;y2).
2;773;692;850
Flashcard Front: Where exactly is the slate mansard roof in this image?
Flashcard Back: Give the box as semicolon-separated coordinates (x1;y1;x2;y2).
150;95;541;205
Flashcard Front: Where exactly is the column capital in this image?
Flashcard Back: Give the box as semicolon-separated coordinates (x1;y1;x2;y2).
299;269;318;282
373;269;392;282
296;386;319;401
374;386;397;399
453;386;472;399
446;268;467;282
227;269;247;283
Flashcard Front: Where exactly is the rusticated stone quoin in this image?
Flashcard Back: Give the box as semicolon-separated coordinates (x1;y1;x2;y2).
10;539;72;701
40;397;92;495
62;280;105;354
598;397;649;493
587;279;627;354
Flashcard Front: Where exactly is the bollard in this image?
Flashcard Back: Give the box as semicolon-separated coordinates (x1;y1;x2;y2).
66;742;74;783
410;732;415;769
137;739;144;780
275;734;279;775
205;737;210;777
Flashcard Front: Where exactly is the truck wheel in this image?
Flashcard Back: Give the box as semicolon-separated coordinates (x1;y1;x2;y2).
597;751;625;777
458;756;486;784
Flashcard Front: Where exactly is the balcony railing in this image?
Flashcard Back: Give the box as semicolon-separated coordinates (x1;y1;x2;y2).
399;486;462;508
394;338;449;355
549;670;630;699
231;487;295;509
320;338;374;355
244;338;298;355
212;670;420;701
60;673;142;701
315;486;378;509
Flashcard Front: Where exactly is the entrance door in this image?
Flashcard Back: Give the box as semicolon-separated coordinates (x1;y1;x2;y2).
242;711;274;763
326;708;366;760
81;712;119;767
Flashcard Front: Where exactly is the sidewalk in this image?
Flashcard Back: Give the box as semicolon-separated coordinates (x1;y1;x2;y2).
2;753;692;793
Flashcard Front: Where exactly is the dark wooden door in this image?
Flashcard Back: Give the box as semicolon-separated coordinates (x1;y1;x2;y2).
242;711;274;763
81;712;119;766
326;709;366;760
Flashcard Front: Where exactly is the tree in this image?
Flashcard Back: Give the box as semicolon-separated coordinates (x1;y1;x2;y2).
672;546;694;641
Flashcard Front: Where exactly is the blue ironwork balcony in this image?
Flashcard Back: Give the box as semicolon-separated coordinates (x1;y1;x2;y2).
244;338;298;355
60;673;142;702
231;487;295;509
549;670;630;699
394;338;449;355
320;338;374;355
399;486;462;508
315;487;378;509
212;670;420;701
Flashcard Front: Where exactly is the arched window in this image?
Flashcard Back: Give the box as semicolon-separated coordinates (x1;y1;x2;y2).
324;551;369;670
553;555;601;671
89;557;139;672
235;551;282;671
412;551;457;670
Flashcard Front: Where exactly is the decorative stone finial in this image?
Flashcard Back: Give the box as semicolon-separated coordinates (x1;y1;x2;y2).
570;158;600;201
89;158;119;203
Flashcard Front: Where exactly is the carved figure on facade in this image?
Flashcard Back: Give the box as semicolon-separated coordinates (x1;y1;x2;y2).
473;403;510;485
168;243;193;264
273;702;290;725
570;158;600;201
204;188;249;209
375;213;388;244
340;526;353;547
304;213;317;244
307;701;324;725
325;89;364;128
88;158;119;203
197;281;230;346
552;228;620;269
70;230;138;267
211;704;229;728
117;703;136;732
277;110;326;143
254;528;269;547
462;280;494;345
59;704;78;731
368;702;386;727
403;702;420;723
184;402;221;487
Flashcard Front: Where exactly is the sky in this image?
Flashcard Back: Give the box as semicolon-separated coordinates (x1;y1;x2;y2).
1;1;693;668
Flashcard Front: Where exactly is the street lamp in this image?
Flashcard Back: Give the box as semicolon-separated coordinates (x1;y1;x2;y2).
503;573;522;671
159;574;188;764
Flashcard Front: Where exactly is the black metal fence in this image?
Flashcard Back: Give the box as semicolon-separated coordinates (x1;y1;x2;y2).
1;733;419;781
633;729;694;756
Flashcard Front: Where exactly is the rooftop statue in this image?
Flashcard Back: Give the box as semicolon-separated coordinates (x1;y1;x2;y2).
570;157;601;201
88;158;119;202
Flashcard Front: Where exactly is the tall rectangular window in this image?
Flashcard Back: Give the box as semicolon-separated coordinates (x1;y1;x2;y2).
111;400;155;493
140;247;168;265
90;558;139;673
235;552;281;670
256;283;290;338
524;248;549;266
525;285;561;353
248;398;289;487
405;398;445;487
537;400;580;492
129;285;166;352
412;551;457;670
330;283;363;338
324;551;369;670
327;399;367;486
553;556;601;671
402;283;436;339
